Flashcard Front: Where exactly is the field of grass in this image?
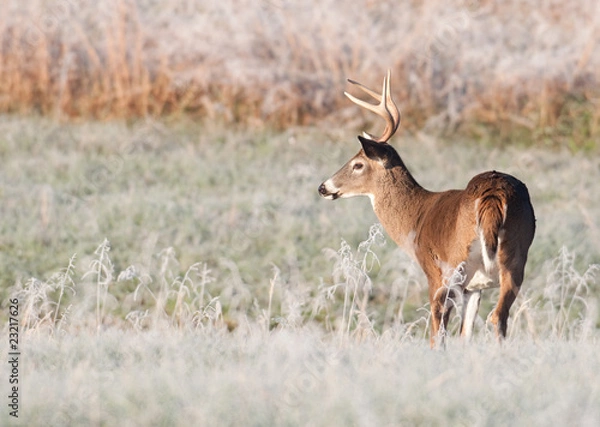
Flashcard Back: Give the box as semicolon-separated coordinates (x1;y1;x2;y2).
6;331;600;425
1;117;599;425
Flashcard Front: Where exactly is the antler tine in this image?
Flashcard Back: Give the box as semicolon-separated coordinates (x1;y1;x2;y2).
346;79;382;102
383;70;401;136
344;70;400;143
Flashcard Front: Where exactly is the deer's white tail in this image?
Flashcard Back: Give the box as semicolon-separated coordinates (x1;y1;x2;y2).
477;194;506;272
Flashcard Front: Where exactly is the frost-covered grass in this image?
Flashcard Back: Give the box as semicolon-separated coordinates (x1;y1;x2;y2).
2;237;600;425
1;116;599;306
3;329;599;426
1;117;600;424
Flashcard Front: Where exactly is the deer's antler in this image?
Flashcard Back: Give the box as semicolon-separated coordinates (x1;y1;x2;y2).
344;70;401;143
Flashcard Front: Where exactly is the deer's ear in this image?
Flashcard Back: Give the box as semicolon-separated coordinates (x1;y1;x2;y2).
358;135;388;162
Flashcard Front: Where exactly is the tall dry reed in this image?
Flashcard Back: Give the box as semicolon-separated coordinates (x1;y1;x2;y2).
1;0;599;146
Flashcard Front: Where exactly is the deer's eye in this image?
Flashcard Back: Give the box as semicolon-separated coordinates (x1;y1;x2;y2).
353;162;364;171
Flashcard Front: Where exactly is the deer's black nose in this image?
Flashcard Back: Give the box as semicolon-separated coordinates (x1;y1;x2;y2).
318;183;327;196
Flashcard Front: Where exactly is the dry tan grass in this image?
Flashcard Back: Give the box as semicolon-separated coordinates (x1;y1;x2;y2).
1;0;599;145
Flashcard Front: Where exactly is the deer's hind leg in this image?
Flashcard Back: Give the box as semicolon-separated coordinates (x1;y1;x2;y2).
460;289;482;341
490;252;526;339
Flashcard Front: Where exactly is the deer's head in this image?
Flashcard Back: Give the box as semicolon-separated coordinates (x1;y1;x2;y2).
318;70;402;202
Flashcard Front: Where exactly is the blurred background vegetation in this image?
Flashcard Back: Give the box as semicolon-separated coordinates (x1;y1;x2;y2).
1;0;599;149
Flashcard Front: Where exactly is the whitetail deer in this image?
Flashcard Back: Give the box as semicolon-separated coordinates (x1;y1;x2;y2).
318;71;535;346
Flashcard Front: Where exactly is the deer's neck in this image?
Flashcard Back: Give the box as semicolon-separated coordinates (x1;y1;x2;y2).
371;165;430;251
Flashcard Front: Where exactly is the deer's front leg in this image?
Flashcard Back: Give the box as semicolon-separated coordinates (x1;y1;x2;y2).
428;275;455;348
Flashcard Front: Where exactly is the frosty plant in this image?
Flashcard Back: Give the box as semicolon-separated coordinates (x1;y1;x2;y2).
324;224;385;341
543;247;599;340
126;246;219;329
14;254;77;334
82;238;114;333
